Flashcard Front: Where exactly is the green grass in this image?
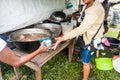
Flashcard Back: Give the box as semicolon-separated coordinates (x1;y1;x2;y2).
1;29;120;80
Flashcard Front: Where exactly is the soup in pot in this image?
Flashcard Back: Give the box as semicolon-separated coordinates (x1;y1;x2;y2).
16;33;48;41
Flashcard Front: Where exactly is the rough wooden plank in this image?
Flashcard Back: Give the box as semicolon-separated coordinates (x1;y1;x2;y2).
14;40;72;67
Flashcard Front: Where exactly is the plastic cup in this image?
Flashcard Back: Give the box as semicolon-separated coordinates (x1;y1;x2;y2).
39;37;52;50
61;22;73;35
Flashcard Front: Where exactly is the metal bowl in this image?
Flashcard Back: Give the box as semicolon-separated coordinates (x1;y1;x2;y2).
49;11;66;23
8;28;52;53
34;23;62;38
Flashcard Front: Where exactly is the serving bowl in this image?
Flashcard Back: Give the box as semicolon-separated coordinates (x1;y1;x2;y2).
34;23;62;38
8;28;52;53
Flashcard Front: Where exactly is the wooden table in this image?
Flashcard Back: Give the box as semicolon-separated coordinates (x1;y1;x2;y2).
13;39;75;80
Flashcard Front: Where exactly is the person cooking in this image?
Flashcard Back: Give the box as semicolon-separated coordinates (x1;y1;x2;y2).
52;0;105;80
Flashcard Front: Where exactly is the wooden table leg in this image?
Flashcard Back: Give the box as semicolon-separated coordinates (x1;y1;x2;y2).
13;67;21;80
68;39;76;62
35;67;41;80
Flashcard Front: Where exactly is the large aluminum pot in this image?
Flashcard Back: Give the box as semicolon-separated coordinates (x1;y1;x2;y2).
7;28;52;53
34;23;62;38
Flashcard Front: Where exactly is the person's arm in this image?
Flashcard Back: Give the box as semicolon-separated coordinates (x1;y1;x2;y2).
52;37;64;50
111;1;120;6
0;41;48;67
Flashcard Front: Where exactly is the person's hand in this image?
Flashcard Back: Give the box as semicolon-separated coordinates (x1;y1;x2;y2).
52;37;64;50
38;41;48;52
103;25;109;34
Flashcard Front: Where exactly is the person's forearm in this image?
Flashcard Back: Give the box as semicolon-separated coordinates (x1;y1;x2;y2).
0;46;45;67
17;48;43;66
113;1;120;5
117;1;120;4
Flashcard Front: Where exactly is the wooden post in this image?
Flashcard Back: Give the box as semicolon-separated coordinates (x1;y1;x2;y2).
35;68;41;80
78;0;81;12
68;39;76;62
13;67;21;80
